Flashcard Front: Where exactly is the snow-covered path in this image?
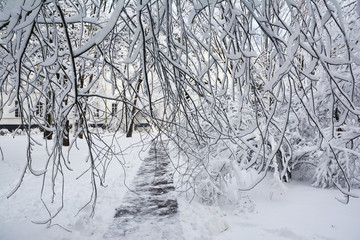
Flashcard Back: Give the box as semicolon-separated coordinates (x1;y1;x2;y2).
104;139;183;239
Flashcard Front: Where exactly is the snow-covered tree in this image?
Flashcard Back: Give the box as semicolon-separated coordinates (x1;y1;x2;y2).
0;0;359;220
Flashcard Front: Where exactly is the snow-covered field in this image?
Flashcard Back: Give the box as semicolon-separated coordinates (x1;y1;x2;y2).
1;133;359;240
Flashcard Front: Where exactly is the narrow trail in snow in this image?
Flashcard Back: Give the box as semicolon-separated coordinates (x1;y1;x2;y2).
104;139;183;239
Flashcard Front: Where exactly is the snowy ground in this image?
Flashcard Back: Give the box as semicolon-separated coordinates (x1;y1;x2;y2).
1;133;360;240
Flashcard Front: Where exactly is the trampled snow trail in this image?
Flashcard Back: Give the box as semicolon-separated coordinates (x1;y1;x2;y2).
104;139;183;239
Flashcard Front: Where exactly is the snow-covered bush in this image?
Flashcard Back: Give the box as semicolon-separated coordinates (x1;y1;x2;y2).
171;96;274;206
0;128;10;136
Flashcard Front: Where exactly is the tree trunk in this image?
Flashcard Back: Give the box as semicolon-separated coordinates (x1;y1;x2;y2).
44;112;53;140
126;78;143;138
44;91;53;140
63;119;70;146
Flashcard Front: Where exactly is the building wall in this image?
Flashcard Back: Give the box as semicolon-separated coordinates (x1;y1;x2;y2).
0;100;23;126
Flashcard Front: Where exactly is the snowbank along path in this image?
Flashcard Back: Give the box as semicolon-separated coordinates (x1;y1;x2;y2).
104;139;183;239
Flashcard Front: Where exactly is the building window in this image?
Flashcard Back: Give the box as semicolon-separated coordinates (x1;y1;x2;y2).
36;102;43;115
111;103;117;116
94;109;100;118
15;101;20;117
36;76;45;86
